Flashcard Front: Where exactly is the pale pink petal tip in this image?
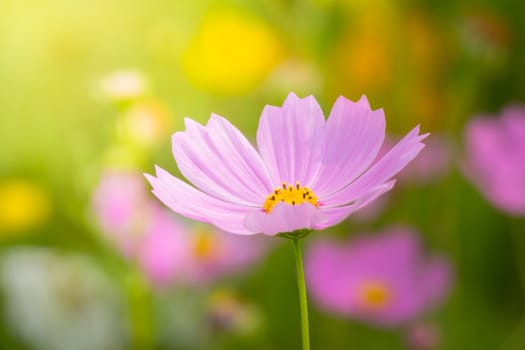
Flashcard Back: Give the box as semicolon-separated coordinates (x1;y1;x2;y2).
145;166;256;235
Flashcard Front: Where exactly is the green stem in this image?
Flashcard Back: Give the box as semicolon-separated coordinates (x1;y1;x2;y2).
293;238;311;350
125;269;154;350
510;219;525;296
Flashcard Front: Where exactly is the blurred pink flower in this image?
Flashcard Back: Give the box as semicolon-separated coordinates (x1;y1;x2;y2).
306;227;452;327
351;195;389;222
405;322;441;349
146;93;427;236
464;105;525;216
136;206;191;287
399;135;452;185
92;170;268;288
381;134;451;186
92;170;148;257
351;135;451;222
138;210;268;287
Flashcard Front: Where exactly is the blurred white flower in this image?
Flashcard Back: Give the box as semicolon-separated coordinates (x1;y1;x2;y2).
118;99;172;148
0;248;127;350
100;70;149;102
207;289;262;336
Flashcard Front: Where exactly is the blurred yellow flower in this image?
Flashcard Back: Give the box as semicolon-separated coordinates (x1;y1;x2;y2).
183;9;284;95
119;99;173;148
0;179;51;235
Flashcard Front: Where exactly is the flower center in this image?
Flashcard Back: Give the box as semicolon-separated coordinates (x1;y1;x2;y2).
263;181;319;213
357;281;391;309
193;231;216;260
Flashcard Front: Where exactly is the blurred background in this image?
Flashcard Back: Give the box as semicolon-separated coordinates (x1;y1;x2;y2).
1;0;525;349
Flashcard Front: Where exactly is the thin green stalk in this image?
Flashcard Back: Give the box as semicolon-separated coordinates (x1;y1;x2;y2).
501;219;525;350
125;269;154;350
293;238;311;350
510;219;525;296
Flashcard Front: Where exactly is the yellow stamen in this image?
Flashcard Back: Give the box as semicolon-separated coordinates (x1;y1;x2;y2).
357;281;391;309
263;181;319;213
193;231;216;260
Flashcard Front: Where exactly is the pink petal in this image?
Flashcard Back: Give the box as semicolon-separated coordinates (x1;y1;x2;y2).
145;166;256;235
312;95;386;197
244;203;325;236
318;181;395;227
322;126;428;206
256;92;326;186
172;117;270;206
207;114;273;193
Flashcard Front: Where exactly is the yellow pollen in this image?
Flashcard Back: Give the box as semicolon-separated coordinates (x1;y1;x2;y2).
263;181;319;213
358;281;391;309
193;231;216;260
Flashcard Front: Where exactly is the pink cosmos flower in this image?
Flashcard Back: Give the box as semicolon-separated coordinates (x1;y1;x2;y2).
305;227;452;327
145;93;428;236
464;105;525;216
92;170;268;287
